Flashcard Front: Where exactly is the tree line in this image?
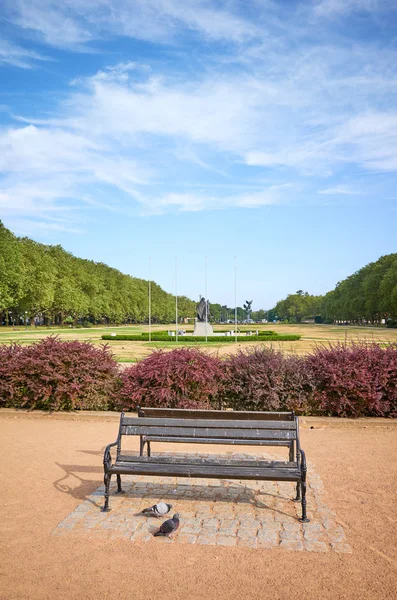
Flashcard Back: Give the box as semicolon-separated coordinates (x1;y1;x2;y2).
0;221;197;326
0;221;259;326
268;255;397;324
2;220;396;326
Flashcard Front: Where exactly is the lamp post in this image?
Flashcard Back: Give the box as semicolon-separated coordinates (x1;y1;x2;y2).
175;256;178;343
205;256;208;343
234;256;237;343
148;257;151;342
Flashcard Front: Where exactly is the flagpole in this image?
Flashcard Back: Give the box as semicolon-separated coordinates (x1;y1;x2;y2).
175;256;178;343
205;255;208;343
234;256;237;343
148;256;151;342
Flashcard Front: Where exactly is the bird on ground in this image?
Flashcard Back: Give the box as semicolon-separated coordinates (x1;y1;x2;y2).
142;502;173;518
153;514;180;537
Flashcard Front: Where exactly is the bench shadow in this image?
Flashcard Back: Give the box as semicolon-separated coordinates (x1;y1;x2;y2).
53;461;299;520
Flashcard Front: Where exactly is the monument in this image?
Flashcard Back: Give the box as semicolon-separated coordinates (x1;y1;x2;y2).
193;297;214;336
243;300;253;321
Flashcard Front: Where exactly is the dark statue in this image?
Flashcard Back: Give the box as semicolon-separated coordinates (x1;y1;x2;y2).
197;297;210;322
243;300;253;320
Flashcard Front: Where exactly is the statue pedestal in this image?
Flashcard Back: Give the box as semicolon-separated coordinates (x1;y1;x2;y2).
193;322;214;336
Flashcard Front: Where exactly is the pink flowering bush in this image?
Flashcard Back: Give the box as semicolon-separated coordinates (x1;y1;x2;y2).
306;342;397;417
119;348;225;410
223;347;314;414
0;336;120;410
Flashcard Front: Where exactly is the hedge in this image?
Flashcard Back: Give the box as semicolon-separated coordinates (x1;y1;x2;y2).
118;348;224;410
2;339;396;417
101;334;301;342
0;336;120;410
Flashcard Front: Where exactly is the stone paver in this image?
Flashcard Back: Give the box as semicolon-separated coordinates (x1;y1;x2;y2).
52;451;352;553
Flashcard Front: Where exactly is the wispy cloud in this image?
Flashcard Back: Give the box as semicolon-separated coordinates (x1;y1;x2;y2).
3;0;258;49
318;186;362;195
0;40;50;68
1;1;397;234
312;0;393;18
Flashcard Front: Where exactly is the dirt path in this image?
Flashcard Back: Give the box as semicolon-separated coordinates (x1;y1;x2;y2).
1;413;396;600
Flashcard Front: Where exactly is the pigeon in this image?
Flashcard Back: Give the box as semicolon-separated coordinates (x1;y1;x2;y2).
153;514;180;537
142;502;173;518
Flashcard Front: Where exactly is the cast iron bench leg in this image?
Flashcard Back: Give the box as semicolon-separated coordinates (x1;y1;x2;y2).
115;474;124;494
298;450;309;523
102;473;112;512
293;482;301;502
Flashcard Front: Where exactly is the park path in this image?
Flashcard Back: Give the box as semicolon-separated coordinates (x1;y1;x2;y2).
1;412;396;600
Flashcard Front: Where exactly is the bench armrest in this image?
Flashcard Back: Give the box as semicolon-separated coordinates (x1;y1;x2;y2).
103;441;118;470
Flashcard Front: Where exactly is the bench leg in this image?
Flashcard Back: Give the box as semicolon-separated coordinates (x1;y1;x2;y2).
115;474;125;494
102;473;112;512
298;458;310;523
298;481;309;523
292;482;301;502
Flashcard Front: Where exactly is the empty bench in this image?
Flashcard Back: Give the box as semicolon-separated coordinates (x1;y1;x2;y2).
102;409;309;522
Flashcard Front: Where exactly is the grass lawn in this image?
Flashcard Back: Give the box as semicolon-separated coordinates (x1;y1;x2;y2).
1;322;397;362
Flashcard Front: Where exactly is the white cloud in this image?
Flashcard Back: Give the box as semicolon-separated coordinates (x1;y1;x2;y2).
0;40;50;68
1;0;397;228
312;0;391;18
4;0;258;49
135;185;284;215
318;187;362;195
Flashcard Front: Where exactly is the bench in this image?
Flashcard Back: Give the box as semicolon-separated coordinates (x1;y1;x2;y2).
102;409;309;522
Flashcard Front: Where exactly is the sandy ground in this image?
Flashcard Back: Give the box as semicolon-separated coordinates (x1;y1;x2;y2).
1;411;397;600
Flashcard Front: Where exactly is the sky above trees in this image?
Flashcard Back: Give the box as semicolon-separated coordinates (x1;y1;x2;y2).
1;1;396;308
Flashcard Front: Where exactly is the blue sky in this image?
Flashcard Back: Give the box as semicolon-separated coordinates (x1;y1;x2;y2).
1;0;397;309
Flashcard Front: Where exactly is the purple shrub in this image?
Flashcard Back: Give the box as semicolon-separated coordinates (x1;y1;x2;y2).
0;336;120;410
223;347;314;414
119;348;225;410
306;342;397;417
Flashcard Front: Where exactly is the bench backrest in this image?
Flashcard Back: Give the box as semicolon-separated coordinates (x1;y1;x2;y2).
117;409;298;443
138;407;295;421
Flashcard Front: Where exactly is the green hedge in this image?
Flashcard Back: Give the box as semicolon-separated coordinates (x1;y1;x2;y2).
102;334;301;342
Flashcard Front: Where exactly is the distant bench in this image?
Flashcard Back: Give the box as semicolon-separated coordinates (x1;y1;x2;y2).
102;409;309;522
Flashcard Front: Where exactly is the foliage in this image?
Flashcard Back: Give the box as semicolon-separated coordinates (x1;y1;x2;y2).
273;290;323;323
118;348;224;410
0;220;197;326
306;342;397;417
257;330;277;336
268;253;397;324
222;348;314;413
1;337;397;416
0;336;120;410
320;254;397;323
102;334;301;342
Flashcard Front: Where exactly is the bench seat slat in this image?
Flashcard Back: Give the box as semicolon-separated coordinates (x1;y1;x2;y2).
125;417;296;430
109;461;301;481
140;436;293;446
123;425;296;440
118;454;297;469
138;408;295;421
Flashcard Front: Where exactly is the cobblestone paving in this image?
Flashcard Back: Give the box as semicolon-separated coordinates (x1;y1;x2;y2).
52;452;352;553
